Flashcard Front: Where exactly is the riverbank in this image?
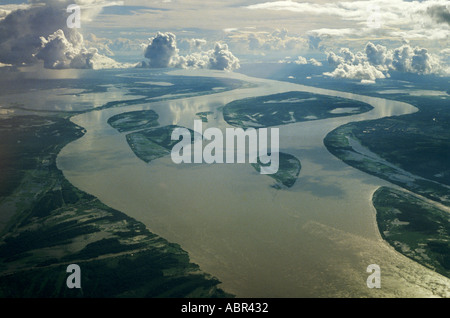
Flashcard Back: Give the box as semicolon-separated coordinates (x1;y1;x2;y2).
57;69;450;297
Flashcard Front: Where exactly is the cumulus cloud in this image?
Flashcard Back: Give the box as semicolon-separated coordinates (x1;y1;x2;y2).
324;42;448;82
208;42;240;71
308;58;323;67
141;32;240;71
0;4;68;66
35;28;129;70
0;0;126;69
327;52;344;68
144;32;178;68
279;55;323;66
324;61;386;82
326;48;365;66
393;45;443;75
292;56;307;65
35;29;126;69
365;42;391;67
35;30;92;69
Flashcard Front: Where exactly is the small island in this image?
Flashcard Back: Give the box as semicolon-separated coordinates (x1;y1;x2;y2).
196;111;214;123
107;110;159;132
126;125;194;163
252;152;301;189
223;91;373;128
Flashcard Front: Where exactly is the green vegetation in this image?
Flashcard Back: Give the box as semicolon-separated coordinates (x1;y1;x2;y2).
373;187;450;278
223;91;373;128
0;116;83;198
324;96;450;207
323;93;450;279
0;249;227;298
126;125;194;163
196;111;214;123
125;125;302;190
0;115;230;298
348;118;449;186
252;153;301;188
107;110;159;132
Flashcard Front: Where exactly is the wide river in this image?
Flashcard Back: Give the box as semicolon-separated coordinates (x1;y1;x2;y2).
57;69;450;297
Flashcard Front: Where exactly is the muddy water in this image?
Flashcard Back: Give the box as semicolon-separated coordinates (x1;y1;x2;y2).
57;70;450;297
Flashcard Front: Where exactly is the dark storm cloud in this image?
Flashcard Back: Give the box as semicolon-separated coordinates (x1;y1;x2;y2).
0;4;71;65
427;5;450;25
0;1;125;69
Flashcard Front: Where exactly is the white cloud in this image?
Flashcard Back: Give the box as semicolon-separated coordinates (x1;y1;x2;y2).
365;42;390;67
34;29;131;69
85;34;142;56
324;61;387;82
141;32;240;71
246;0;450;25
227;28;307;52
248;0;450;46
173;52;210;69
293;56;307;65
246;1;361;18
279;55;322;66
0;62;12;68
360;79;376;84
327;51;344;68
325;41;448;82
35;30;92;69
308;28;358;38
308;58;322;66
208;42;240;71
392;45;443;75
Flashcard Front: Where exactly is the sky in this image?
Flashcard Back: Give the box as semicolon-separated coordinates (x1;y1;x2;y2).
0;0;449;81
